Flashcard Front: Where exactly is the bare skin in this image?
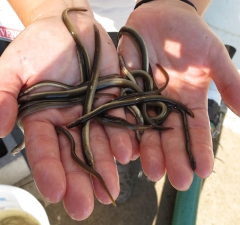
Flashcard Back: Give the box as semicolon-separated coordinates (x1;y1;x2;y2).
0;3;130;220
118;0;240;190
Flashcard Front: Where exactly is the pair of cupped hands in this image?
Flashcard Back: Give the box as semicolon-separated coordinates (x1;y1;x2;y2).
0;1;239;221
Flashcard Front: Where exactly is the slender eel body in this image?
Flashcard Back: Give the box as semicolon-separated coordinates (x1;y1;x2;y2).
81;24;101;169
55;126;116;205
62;8;91;81
67;94;194;128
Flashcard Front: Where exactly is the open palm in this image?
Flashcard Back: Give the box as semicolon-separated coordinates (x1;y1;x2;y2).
118;1;240;190
0;10;133;220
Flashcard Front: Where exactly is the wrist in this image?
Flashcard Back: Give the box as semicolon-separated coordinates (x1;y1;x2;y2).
186;0;210;15
135;0;210;15
8;0;92;26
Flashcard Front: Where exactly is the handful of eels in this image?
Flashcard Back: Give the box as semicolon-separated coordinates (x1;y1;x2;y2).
14;7;195;207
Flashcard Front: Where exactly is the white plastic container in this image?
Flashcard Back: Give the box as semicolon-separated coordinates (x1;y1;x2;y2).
0;185;50;225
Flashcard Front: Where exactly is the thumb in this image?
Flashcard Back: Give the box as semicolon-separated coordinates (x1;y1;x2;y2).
208;40;240;116
0;50;21;137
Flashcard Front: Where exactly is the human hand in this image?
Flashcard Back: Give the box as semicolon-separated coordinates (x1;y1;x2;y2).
0;5;133;220
118;0;240;190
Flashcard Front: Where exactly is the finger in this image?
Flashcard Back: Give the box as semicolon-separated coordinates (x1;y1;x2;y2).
140;128;165;182
125;109;140;160
161;112;194;191
0;92;18;137
103;108;133;164
161;106;214;191
89;120;119;204
24;119;66;203
0;54;21;137
189;108;214;178
58;127;94;221
208;41;240;115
